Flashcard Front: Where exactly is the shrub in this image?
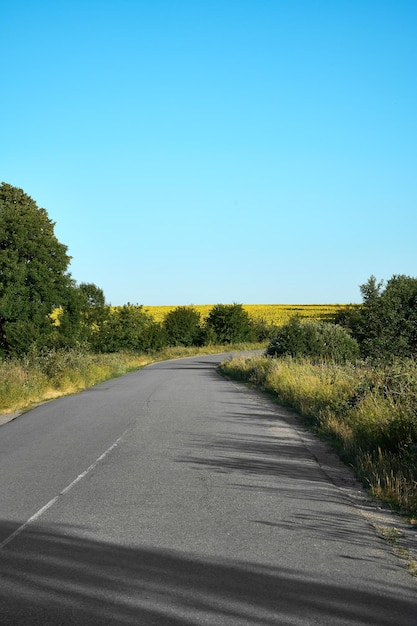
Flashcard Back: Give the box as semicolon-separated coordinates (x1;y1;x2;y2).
163;306;202;347
92;305;166;353
203;303;256;344
251;317;278;342
266;316;360;363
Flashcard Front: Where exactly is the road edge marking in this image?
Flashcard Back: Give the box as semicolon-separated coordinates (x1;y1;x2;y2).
0;429;130;550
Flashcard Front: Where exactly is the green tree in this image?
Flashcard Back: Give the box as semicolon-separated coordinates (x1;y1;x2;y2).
55;283;107;348
93;305;166;353
352;274;417;359
204;303;256;344
163;306;202;346
78;282;106;308
54;284;89;347
75;282;108;345
0;183;73;355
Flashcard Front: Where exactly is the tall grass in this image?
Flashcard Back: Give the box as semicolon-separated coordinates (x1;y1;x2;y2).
0;347;151;414
219;354;417;517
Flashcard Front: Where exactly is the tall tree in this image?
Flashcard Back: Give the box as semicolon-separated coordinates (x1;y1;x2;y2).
0;182;72;355
348;274;417;359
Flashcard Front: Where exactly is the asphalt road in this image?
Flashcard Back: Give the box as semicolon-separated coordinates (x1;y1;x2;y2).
0;353;417;625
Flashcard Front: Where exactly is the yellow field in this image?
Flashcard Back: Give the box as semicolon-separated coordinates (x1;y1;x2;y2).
143;304;356;325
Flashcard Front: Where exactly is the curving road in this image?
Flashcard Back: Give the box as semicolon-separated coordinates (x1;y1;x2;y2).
0;353;416;625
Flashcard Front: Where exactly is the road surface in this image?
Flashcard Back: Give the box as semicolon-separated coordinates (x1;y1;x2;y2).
0;353;416;625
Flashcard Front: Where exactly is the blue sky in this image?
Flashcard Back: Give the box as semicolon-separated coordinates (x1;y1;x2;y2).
2;1;416;305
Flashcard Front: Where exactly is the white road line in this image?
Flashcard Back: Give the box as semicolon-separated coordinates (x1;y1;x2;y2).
0;429;129;550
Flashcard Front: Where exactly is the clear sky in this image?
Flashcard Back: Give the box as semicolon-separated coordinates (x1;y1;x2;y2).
2;1;416;305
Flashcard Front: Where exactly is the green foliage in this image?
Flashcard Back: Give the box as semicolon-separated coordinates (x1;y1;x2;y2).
251;317;278;342
333;304;361;329
163;306;202;347
92;305;166;353
344;275;417;359
54;285;91;347
0;182;73;355
203;303;256;344
266;316;360;363
0;347;152;413
351;360;417;455
78;282;106;308
76;282;108;341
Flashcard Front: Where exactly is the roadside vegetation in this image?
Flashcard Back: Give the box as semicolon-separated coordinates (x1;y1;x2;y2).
220;274;417;519
0;342;265;415
1;182;416;521
220;354;417;518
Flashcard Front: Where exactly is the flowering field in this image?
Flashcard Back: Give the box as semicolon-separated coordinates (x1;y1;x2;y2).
143;304;356;325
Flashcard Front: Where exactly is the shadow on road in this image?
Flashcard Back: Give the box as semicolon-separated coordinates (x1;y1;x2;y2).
1;521;417;625
178;434;328;485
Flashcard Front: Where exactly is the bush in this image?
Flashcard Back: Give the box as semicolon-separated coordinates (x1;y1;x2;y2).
251;317;278;342
203;303;256;344
163;306;202;347
92;305;166;353
266;316;360;363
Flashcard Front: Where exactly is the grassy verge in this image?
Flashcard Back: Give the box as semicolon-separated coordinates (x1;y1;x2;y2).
219;353;417;519
0;343;265;416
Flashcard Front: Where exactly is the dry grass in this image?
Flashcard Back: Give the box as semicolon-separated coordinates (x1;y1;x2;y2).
0;350;151;414
219;354;417;517
0;342;264;416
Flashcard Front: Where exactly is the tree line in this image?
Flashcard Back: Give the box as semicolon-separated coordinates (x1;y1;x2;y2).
0;183;271;357
1;182;416;362
264;273;417;364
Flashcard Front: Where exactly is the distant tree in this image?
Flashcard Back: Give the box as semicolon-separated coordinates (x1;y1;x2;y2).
0;183;73;356
163;306;202;346
204;303;256;344
93;305;166;353
351;274;417;359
